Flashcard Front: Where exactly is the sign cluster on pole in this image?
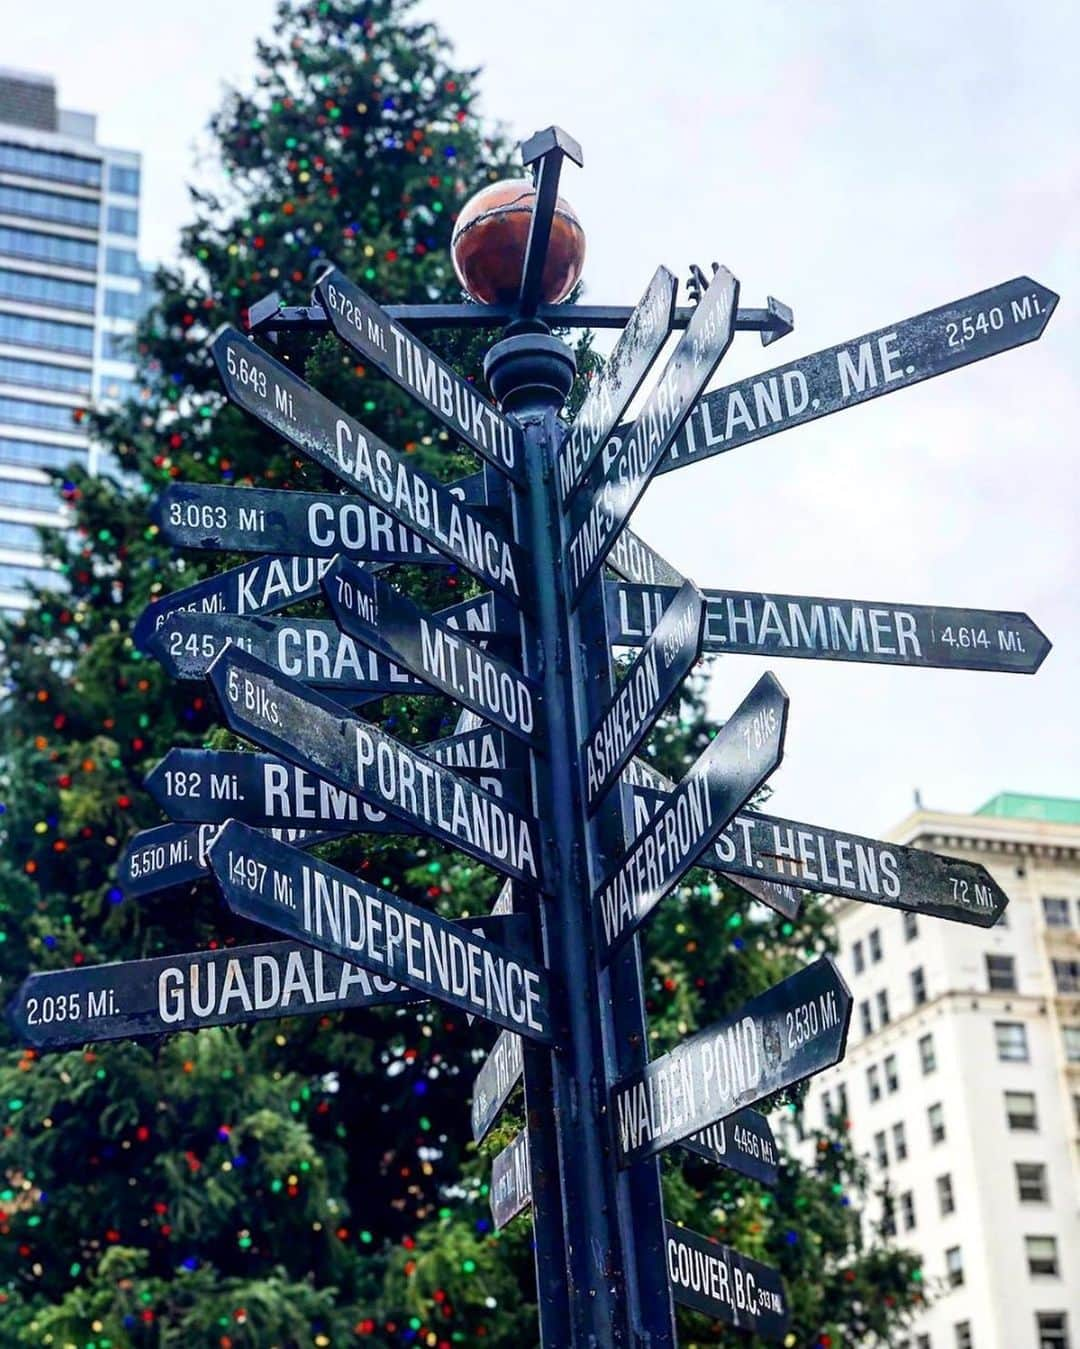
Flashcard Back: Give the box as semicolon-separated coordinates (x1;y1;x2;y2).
7;123;1057;1349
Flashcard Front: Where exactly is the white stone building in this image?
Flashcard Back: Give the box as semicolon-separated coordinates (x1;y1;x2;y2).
802;792;1080;1349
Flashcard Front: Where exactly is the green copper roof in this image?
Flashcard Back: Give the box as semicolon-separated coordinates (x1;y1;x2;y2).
975;792;1080;824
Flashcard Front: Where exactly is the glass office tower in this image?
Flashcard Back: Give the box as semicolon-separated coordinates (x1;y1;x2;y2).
0;67;144;611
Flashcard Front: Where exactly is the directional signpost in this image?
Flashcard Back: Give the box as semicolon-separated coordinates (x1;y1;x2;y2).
664;1222;790;1339
557;264;678;505
117;820;339;900
629;783;1009;925
490;1130;532;1229
206;645;546;888
646;276;1058;475
208;822;553;1040
565;265;739;603
681;1108;779;1186
611;957;852;1166
583;578;704;811
596;671;789;962
314;265;525;484
324;554;544;748
211;328;530;608
154;482;447;565
9;123;1057;1349
608;581;1051;673
9;940;421;1050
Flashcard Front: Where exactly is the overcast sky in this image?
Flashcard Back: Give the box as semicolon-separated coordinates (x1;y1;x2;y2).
8;1;1078;837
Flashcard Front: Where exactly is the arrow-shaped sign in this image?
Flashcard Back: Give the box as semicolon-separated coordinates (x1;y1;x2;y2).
154;482;450;565
324;556;544;749
611;957;851;1166
664;1222;790;1341
314;266;524;483
490;1130;532;1229
681;1109;779;1187
151;612;428;694
565;266;740;605
595;672;789;963
619;756;798;921
471;1027;525;1144
605;528;686;588
7;939;425;1050
607;582;1051;674
117;820;339;900
628;783;1008;926
133;554;340;652
583;579;705;811
212;329;529;609
208;822;553;1042
642;276;1058;477
146;730;515;831
558;264;678;506
206;647;545;888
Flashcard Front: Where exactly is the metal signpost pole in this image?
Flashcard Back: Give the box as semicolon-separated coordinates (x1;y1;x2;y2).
483;311;674;1340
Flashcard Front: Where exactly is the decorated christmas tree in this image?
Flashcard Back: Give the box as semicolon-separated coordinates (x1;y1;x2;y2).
0;2;924;1345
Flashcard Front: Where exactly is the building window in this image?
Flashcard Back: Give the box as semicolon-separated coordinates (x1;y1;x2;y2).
104;288;140;320
911;966;927;1006
986;954;1017;992
1063;1026;1080;1063
107;163;141;196
903;911;918;941
868;1065;881;1103
0;184;99;229
0;310;94;356
0;355;91;396
900;1190;916;1231
874;1130;888;1167
0;520;46;549
0;437;87;472
1025;1235;1059;1277
994;1021;1029;1062
1042;897;1072;928
0;396;79;435
853;939;865;974
919;1033;936;1074
881;1194;896;1238
928;1102;945;1144
101;331;134;361
0;561;65;592
892;1121;907;1161
859;999;872;1036
1005;1090;1038;1131
821;1089;832;1122
0;267;96;313
836;1082;848;1116
869;929;883;962
0;225;97;271
1052;960;1080;994
106;205;138;237
1016;1162;1048;1203
954;1323;972;1349
884;1054;899;1093
937;1173;955;1215
945;1246;964;1287
1036;1312;1069;1349
105;246;140;278
0;140;101;187
877;989;891;1025
0;478;64;512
